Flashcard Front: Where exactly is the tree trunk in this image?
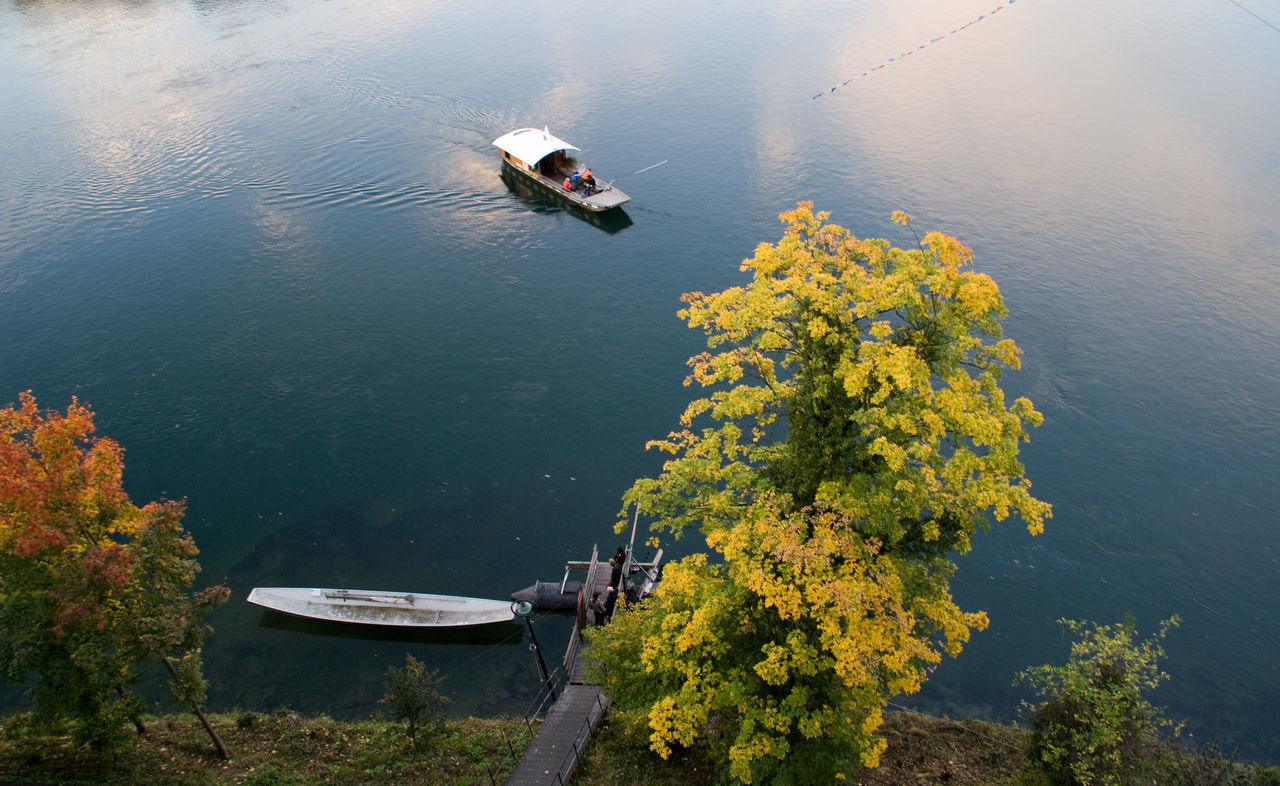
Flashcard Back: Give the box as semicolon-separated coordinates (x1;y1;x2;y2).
161;656;229;759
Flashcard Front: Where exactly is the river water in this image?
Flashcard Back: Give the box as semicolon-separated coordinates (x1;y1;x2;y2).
2;0;1278;762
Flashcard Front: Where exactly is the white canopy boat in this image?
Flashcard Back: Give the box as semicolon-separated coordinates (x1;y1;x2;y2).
492;127;631;212
246;587;516;628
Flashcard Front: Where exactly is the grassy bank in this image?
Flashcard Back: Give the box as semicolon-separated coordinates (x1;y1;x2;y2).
577;710;1280;786
0;711;531;785
575;709;1030;785
2;709;1276;785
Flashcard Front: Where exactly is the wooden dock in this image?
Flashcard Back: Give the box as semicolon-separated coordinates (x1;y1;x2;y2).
503;684;609;785
504;543;661;785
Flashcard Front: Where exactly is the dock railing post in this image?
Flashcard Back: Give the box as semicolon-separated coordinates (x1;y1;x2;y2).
512;600;556;702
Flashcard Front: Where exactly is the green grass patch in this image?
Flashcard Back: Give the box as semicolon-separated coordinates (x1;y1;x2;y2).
0;710;531;786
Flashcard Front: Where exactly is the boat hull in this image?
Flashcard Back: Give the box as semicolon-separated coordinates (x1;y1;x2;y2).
498;167;633;233
247;587;515;628
500;161;630;212
510;580;584;611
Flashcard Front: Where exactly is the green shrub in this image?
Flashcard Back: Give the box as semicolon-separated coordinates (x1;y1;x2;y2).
381;654;451;749
1016;615;1181;785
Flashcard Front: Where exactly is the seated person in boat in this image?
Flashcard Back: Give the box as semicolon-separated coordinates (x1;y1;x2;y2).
570;170;583;191
581;169;597;196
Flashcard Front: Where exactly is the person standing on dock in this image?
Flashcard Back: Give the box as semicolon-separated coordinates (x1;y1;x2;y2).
604;585;618;619
591;591;607;626
609;557;624;592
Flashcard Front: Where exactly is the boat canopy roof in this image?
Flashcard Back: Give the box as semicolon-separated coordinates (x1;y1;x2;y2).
492;127;580;165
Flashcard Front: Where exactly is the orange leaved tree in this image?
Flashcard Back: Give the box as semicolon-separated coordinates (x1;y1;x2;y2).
0;391;229;756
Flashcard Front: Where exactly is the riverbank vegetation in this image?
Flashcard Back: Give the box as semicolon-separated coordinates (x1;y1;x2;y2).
1;706;1275;785
579;708;1280;786
9;605;1273;785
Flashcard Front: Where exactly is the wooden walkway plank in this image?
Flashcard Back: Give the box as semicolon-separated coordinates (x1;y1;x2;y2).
504;684;610;785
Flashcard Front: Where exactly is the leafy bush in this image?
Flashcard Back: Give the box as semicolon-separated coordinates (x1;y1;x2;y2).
381;654;451;749
1016;615;1180;785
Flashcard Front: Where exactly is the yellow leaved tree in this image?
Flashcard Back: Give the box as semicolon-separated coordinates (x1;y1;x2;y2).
589;204;1051;783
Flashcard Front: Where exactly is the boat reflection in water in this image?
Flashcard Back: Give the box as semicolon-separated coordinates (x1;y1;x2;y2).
499;165;634;234
254;608;522;645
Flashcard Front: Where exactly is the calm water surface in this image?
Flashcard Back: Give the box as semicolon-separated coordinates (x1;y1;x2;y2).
3;0;1278;761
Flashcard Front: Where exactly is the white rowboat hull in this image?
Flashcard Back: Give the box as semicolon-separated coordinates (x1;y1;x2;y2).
247;587;516;628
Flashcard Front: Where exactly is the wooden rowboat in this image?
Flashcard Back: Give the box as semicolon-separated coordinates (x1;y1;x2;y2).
246;587;516;628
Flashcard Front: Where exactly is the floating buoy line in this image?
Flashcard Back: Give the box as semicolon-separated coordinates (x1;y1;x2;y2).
813;0;1020;100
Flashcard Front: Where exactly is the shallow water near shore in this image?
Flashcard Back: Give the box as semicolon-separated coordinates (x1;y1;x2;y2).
2;0;1278;761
